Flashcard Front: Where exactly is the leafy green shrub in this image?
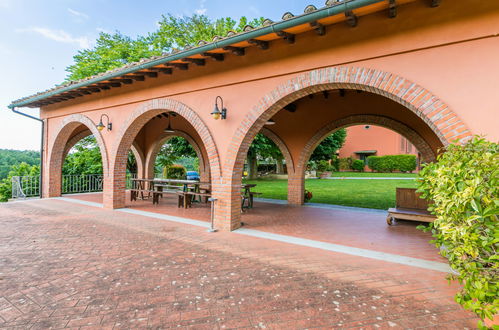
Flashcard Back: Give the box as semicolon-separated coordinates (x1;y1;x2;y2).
417;136;498;325
395;155;417;172
166;164;186;179
316;160;330;172
367;155;416;172
367;156;381;172
339;157;354;171
351;159;365;172
0;162;40;202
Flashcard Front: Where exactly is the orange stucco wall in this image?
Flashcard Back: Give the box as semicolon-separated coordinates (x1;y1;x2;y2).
38;0;499;230
338;125;419;159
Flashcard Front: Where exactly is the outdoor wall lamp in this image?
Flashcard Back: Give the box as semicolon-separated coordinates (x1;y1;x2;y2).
164;112;175;133
96;114;112;131
211;96;227;120
265;119;276;125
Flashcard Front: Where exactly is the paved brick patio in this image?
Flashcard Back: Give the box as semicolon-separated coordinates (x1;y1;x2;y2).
0;198;477;329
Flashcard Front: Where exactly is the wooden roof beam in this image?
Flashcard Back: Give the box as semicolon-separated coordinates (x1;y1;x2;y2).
310;21;326;36
183;58;206;66
248;39;269;50
388;0;397;18
202;52;224;61
96;84;111;90
149;67;173;74
222;46;245;56
125;75;145;81
139;71;158;78
276;31;295;44
168;63;189;70
345;11;358;27
109;78;133;84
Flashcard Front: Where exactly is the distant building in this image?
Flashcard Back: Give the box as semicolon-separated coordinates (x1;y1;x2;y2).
339;125;419;165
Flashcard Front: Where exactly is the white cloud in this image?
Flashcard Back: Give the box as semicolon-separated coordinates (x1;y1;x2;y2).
195;0;207;15
0;0;11;8
68;8;89;20
17;27;91;49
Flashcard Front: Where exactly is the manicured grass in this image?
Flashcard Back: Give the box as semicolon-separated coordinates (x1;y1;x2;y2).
244;178;417;210
328;171;417;178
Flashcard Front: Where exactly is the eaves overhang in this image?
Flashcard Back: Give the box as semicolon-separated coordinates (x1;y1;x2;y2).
9;0;433;109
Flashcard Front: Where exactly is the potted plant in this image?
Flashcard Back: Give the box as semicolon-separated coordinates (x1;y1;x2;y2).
304;189;313;202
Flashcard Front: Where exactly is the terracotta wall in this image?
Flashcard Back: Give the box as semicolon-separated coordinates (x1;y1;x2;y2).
338;125;419;159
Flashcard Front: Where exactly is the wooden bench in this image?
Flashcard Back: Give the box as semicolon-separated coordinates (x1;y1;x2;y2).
177;191;212;208
130;189;155;201
386;188;436;225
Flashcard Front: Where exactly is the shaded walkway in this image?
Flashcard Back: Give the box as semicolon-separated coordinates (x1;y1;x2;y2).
64;192;443;263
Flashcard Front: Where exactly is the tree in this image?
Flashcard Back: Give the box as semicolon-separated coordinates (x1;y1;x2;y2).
0;162;40;202
62;136;103;175
0;149;40;179
310;129;347;162
65;15;264;81
155;137;197;176
247;134;281;179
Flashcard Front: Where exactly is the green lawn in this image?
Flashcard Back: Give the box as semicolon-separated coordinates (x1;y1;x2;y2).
244;178;417;210
328;171;417;178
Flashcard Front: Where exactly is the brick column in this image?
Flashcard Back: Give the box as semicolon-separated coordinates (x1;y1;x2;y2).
103;155;127;209
287;171;305;205
211;181;242;231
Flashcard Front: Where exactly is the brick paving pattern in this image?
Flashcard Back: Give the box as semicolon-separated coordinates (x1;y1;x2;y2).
0;199;477;329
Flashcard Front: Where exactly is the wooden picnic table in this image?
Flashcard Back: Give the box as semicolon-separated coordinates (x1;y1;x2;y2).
130;178;212;206
130;179;260;209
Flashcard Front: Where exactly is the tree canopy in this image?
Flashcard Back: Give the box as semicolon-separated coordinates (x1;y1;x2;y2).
310;129;347;162
66;14;263;81
0;149;40;180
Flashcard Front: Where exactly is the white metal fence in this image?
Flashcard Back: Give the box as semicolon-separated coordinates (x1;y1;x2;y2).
11;174;136;199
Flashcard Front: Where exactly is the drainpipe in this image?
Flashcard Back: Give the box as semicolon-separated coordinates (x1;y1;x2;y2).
11;107;44;198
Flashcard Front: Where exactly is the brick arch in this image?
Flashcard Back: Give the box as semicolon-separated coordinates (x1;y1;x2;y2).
46;114;108;198
144;130;209;181
259;127;295;174
105;98;220;208
224;66;471;182
130;142;146;179
216;66;473;230
299;115;436;170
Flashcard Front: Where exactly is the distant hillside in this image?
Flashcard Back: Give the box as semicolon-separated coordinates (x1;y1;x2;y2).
0;149;40;179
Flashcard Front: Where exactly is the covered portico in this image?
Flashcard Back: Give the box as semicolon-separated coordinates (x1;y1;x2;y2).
8;0;499;231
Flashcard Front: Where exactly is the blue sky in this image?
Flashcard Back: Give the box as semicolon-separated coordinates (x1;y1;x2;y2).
0;0;326;151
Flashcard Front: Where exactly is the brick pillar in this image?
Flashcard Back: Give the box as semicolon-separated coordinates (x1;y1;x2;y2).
211;181;242;231
287;171;305;205
103;155;127;209
45;165;62;198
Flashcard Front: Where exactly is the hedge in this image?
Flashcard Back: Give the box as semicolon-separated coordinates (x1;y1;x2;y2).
351;159;365;171
367;154;417;172
166;164;186;179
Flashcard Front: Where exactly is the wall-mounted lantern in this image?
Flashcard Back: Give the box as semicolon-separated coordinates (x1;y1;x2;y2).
211;96;227;120
96;114;112;131
164;112;175;133
265;119;276;125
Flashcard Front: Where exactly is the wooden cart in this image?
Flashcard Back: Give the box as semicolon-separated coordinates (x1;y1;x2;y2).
386;188;436;225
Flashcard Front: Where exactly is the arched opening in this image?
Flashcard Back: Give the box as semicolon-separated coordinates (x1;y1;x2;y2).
45;114;108;203
218;67;471;231
106;99;220;209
